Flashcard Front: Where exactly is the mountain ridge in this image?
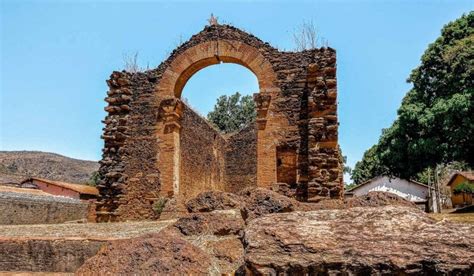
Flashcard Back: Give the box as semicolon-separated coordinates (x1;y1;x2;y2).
0;151;99;185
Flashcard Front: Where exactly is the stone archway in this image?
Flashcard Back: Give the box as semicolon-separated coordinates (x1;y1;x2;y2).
155;39;280;199
97;23;343;221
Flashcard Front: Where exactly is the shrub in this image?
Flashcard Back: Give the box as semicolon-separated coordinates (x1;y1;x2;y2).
87;171;100;186
453;181;474;194
153;197;168;216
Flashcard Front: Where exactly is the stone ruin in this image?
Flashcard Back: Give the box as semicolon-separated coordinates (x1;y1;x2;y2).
97;23;343;221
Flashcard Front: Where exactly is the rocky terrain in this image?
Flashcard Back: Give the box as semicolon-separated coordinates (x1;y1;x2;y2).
244;206;473;275
0;151;98;185
77;190;474;275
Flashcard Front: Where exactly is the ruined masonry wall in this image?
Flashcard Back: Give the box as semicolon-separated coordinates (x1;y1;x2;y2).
179;105;226;199
97;24;342;221
225;124;257;193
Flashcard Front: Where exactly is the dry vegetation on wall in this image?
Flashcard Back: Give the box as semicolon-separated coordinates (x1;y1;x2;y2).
293;20;328;51
122;52;150;73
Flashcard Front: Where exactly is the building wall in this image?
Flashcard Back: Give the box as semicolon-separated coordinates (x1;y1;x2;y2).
32;179;80;199
351;176;428;202
179;105;226;199
450;175;473;207
225;124;257;193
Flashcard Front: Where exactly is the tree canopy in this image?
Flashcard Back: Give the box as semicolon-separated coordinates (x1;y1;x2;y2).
351;12;473;184
351;145;388;184
207;92;256;133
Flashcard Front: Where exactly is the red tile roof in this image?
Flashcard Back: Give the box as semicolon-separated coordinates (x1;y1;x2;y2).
21;177;99;196
0;185;52;196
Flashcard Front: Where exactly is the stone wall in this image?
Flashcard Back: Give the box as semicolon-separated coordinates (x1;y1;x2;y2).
0;239;103;272
179;105;226;199
97;71;160;221
0;193;90;225
97;24;343;221
225;124;257;193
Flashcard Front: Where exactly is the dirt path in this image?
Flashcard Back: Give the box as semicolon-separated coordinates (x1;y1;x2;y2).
0;220;174;240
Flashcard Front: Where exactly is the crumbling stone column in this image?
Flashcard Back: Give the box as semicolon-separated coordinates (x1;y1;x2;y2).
157;98;183;197
96;72;132;221
306;51;343;202
254;92;277;188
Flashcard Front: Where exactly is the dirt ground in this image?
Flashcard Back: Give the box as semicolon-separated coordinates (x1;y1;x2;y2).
0;273;72;276
0;220;174;240
428;209;474;224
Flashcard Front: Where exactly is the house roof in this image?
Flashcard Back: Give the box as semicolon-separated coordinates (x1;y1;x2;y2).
21;177;99;196
345;175;429;194
0;185;53;196
446;171;474;186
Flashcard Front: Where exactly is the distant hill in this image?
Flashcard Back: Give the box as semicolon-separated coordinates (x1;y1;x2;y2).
0;151;99;185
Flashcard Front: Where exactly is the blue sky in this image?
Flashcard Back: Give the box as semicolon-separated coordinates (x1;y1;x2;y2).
1;1;472;179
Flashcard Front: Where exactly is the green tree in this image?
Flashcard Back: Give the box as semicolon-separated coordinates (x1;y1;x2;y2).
351;145;388;184
342;156;352;175
338;146;353;186
338;146;352;175
352;12;474;182
345;183;357;190
207;92;256;133
415;161;470;184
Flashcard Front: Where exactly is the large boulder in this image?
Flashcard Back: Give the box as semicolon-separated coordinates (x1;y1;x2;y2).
186;191;242;213
238;187;303;221
186;188;305;222
243;206;474;275
172;209;246;275
185;189;416;223
76;229;211;275
173;209;245;237
206;237;244;274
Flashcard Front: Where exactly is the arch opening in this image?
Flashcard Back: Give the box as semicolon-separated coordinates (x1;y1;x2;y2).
181;63;258;116
175;57;263;99
156;40;280;99
178;63;259;199
156;40;280;200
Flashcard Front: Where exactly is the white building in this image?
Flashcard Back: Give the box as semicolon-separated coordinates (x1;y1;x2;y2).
345;175;438;212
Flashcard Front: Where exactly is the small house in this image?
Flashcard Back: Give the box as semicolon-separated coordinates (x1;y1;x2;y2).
446;171;474;208
345;175;436;211
20;177;99;200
